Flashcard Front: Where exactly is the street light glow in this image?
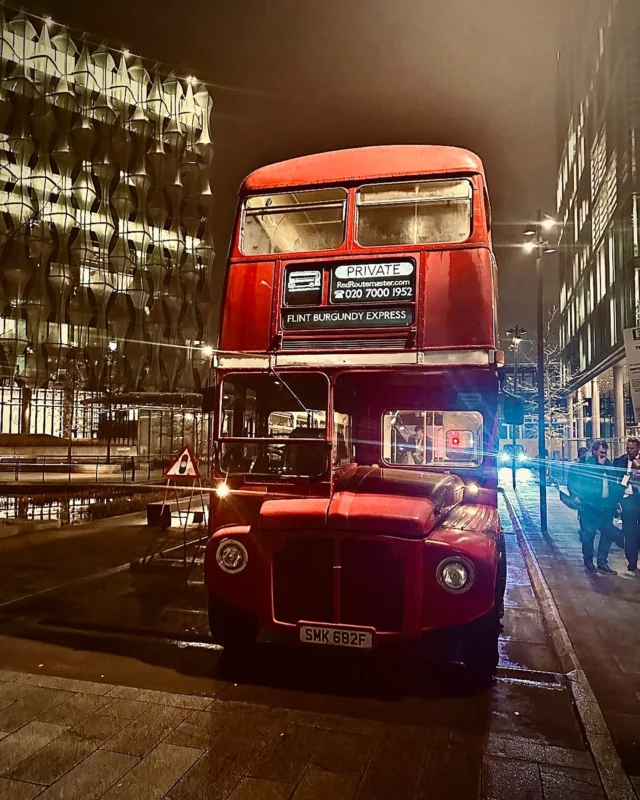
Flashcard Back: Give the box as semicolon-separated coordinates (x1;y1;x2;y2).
541;217;557;231
215;483;231;499
522;241;536;253
108;340;118;352
202;345;214;358
523;228;536;237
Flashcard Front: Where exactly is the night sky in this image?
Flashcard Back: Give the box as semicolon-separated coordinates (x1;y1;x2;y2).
20;0;562;337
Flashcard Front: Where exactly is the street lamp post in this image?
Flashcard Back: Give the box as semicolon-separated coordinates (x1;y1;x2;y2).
106;339;117;466
202;345;215;479
506;325;526;489
523;210;556;535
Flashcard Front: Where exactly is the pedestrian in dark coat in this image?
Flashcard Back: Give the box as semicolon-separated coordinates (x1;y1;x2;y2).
612;437;640;574
572;440;619;574
567;447;589;538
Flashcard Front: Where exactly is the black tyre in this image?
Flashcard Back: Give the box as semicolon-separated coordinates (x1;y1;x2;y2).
459;608;500;680
495;535;508;620
207;595;260;649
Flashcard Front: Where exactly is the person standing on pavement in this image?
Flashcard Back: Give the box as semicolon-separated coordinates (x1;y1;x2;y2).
567;447;590;538
567;447;589;496
613;437;640;574
572;440;619;574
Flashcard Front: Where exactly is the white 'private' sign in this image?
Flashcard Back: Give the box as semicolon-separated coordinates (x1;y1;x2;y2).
623;327;640;423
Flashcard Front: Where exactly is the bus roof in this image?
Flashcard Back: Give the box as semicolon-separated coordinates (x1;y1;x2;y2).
242;145;485;193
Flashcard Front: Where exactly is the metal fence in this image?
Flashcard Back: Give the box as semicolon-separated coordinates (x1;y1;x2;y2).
0;454;212;485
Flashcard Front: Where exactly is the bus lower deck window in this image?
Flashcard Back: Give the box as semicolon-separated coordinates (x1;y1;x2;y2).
382;409;483;468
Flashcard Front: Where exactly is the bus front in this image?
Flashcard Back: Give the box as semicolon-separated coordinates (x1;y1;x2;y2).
206;145;506;677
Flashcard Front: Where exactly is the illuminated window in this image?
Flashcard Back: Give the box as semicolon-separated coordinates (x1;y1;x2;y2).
356;179;472;247
597;244;607;301
382;410;483;468
610;296;617;346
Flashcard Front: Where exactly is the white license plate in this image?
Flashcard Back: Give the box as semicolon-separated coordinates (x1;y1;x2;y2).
299;624;373;649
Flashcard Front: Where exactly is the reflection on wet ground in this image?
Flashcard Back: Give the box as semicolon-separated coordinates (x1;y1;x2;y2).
0;488;162;525
0;486;607;800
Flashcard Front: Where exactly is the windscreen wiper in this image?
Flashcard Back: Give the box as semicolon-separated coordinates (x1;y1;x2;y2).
269;365;310;416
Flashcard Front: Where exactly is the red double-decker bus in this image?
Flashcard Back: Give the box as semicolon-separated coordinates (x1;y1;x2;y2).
204;145;510;677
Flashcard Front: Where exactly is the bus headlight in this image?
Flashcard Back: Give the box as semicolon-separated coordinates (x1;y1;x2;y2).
215;483;231;499
436;557;474;594
216;539;248;574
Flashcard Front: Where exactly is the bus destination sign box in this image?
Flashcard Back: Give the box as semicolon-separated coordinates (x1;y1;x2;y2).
282;306;414;331
283;261;416;308
330;261;415;304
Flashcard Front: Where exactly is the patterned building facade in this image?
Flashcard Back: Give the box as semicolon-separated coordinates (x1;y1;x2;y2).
556;0;640;449
0;10;214;439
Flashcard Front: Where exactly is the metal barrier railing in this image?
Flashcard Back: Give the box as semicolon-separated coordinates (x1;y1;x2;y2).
0;454;212;484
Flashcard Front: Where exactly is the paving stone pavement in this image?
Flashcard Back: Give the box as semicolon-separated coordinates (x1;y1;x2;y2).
0;668;607;799
505;469;640;789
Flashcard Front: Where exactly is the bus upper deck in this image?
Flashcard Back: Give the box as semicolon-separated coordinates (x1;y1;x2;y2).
218;145;498;363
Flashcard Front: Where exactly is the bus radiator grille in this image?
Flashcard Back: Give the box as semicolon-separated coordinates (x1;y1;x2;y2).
272;537;334;624
340;540;405;633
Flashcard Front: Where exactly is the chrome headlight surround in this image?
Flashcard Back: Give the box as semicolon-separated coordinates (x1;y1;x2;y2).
216;539;248;574
436;556;475;594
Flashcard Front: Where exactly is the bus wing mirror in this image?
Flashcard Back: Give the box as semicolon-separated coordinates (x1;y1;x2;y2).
501;392;525;426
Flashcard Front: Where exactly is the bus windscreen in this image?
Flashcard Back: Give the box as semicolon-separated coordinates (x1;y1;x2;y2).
241;188;346;255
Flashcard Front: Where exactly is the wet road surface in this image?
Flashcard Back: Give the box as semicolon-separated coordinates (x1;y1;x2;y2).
0;502;608;798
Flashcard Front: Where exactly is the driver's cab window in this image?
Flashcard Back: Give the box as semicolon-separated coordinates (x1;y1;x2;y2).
382;410;483;468
219;374;329;478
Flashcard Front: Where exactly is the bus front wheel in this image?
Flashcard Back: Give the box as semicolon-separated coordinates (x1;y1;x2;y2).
458;608;500;682
207;595;260;649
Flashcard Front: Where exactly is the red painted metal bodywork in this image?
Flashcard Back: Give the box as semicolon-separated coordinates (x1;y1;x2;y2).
221;248;496;354
204;491;501;640
206;146;503;646
241;145;486;193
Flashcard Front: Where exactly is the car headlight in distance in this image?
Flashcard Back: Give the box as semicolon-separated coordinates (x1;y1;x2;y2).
216;539;248;574
436;557;474;594
499;453;509;463
517;453;527;462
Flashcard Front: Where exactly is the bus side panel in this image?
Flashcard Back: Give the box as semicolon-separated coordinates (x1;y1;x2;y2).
421;249;496;350
220;262;276;352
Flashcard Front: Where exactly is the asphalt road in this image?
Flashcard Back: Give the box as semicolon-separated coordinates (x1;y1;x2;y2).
0;501;607;798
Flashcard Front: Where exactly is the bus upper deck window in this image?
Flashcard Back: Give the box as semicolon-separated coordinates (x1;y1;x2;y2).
241;188;347;255
356;179;472;247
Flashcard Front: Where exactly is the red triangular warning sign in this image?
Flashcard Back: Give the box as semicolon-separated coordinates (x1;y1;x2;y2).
164;445;200;479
